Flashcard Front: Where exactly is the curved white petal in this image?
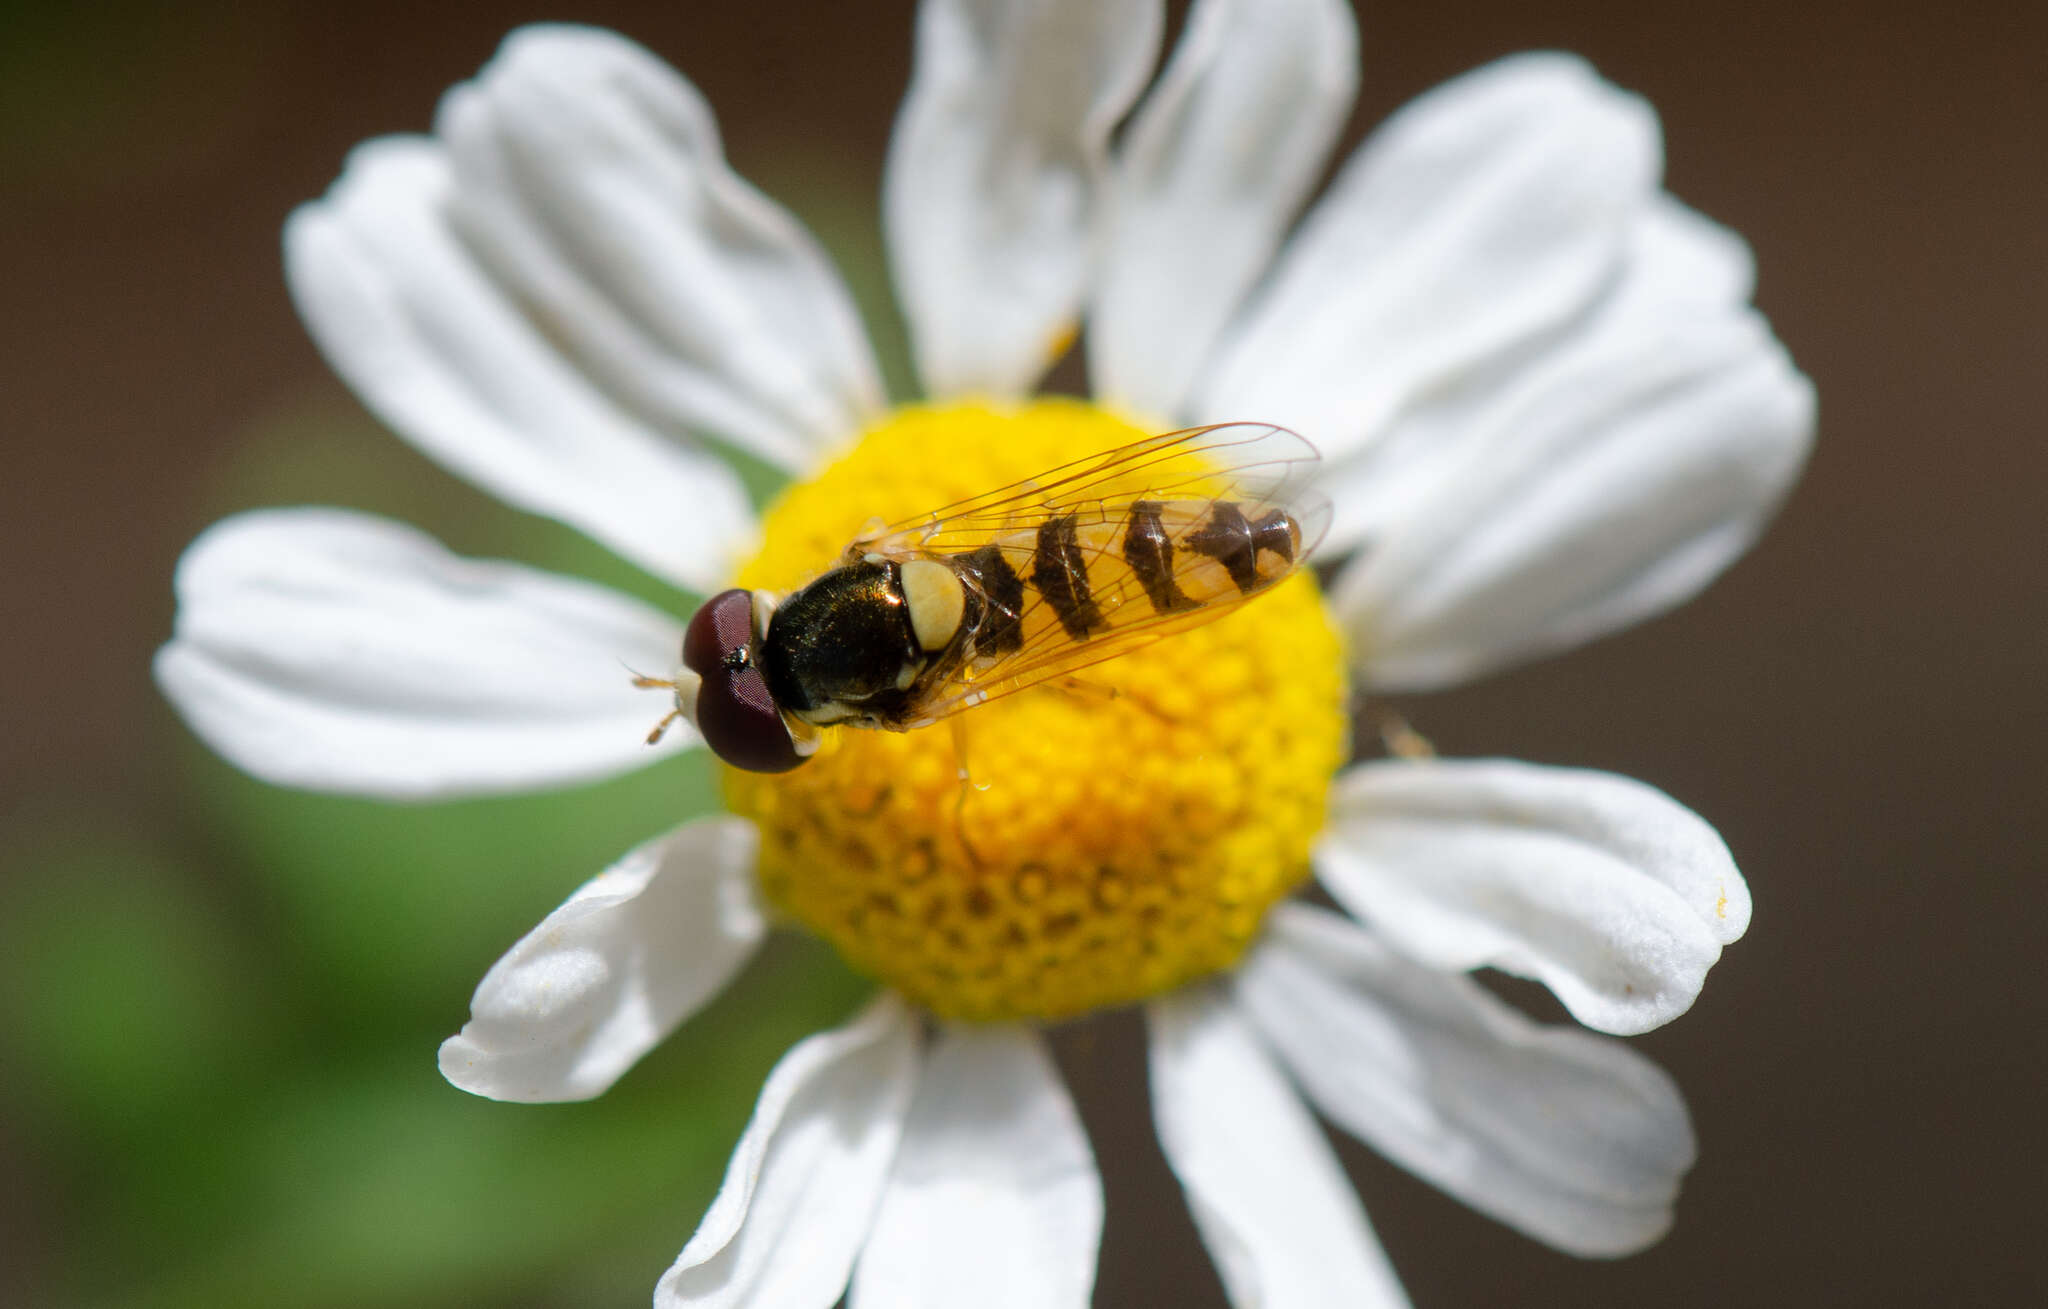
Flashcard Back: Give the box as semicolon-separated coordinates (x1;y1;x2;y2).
1615;192;1757;308
658;995;921;1309
886;0;1163;397
1148;986;1411;1309
1239;904;1697;1256
851;1025;1101;1309
439;817;765;1102
436;26;883;472
155;508;691;800
1196;54;1659;460
1315;193;1758;558
291;35;877;593
1090;0;1357;419
1316;759;1750;1035
1332;300;1813;692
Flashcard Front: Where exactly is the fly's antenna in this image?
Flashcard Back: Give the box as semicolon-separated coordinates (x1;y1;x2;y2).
626;661;702;746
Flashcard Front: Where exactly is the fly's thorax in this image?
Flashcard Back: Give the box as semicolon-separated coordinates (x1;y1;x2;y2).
720;400;1349;1022
760;560;922;725
760;553;981;731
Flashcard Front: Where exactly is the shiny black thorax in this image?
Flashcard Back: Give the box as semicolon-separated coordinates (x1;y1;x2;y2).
760;560;928;726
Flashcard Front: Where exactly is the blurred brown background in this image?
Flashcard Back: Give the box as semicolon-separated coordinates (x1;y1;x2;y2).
3;1;2042;1305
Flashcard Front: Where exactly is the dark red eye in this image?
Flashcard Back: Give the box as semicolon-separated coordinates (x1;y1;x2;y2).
683;588;757;677
696;663;805;773
683;589;805;774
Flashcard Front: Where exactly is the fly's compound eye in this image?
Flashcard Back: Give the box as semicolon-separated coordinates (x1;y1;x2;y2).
683;588;806;774
683;587;758;678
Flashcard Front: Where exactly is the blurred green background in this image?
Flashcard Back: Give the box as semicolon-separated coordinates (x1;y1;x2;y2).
1;6;914;1305
4;1;2044;1306
4;405;876;1307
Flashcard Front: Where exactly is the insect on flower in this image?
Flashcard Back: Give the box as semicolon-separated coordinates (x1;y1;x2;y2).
640;422;1330;773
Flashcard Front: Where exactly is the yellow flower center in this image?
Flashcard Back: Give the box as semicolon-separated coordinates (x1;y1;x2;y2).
724;400;1348;1021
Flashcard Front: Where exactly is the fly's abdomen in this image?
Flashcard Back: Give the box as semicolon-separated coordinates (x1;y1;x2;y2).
958;498;1303;657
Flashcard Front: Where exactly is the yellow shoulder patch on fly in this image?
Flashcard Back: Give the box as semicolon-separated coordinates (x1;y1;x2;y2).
901;558;965;652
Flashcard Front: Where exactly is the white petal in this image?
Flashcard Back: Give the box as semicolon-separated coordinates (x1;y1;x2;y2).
1239;904;1696;1256
1196;54;1658;458
1614;192;1757;308
1332;295;1813;691
436;26;883;472
155;508;691;800
1090;0;1357;419
886;0;1163;396
288;96;771;594
1314;193;1758;559
658;995;921;1309
1316;759;1750;1035
1148;986;1411;1309
851;1025;1101;1309
438;817;765;1102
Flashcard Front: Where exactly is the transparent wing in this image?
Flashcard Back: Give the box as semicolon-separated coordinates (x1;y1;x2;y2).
855;422;1322;556
854;423;1330;725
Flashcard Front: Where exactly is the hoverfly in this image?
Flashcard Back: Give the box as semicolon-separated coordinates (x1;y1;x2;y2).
642;422;1330;772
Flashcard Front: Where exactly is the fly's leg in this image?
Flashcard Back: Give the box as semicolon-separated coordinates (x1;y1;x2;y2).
1053;674;1117;702
949;717;988;870
1371;707;1437;760
1054;675;1179;724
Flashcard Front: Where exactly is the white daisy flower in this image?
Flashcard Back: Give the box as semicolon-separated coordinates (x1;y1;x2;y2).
155;1;1812;1305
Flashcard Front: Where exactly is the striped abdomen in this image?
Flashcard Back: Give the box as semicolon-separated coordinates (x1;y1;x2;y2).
950;499;1303;657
